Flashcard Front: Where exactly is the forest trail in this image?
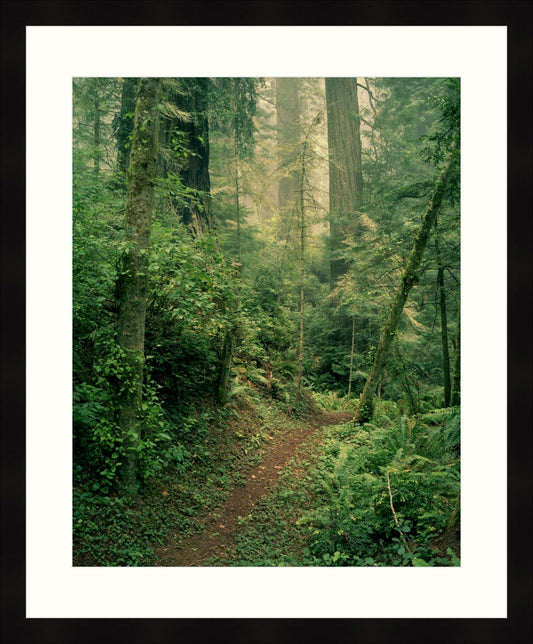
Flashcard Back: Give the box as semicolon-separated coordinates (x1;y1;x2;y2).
155;410;353;566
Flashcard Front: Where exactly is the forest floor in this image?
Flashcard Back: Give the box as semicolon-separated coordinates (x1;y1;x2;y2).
154;410;353;566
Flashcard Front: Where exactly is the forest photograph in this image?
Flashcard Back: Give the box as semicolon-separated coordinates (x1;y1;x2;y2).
72;75;461;569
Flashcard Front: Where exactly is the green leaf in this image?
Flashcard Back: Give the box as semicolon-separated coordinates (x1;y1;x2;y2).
412;557;432;567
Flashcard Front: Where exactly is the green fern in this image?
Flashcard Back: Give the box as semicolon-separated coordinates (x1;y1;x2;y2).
226;384;251;400
420;406;460;423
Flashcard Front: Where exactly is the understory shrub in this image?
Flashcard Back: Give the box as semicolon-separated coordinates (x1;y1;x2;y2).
299;409;460;566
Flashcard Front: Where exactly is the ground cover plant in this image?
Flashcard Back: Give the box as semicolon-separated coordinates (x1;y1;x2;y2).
205;402;460;567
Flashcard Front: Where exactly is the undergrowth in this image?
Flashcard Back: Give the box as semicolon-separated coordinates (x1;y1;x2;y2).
74;392;460;567
73;394;303;566
209;401;460;567
300;408;460;566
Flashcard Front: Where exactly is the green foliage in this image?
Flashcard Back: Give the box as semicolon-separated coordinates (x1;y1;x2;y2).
312;390;356;412
421;78;460;166
74;334;177;492
209;78;259;158
73;491;159;566
299;409;460;566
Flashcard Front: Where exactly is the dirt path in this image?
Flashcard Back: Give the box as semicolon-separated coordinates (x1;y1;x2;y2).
155;410;352;566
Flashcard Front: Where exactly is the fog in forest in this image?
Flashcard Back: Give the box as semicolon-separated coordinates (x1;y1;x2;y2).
73;76;461;568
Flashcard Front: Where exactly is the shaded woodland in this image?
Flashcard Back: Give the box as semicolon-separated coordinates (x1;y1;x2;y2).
73;77;460;567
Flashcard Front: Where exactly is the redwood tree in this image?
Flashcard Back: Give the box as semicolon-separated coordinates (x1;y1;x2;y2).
276;77;300;240
325;77;363;287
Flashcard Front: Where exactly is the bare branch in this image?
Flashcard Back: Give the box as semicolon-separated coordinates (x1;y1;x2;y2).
386;470;413;555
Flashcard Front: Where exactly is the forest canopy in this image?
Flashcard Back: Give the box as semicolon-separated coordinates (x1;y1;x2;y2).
73;77;460;567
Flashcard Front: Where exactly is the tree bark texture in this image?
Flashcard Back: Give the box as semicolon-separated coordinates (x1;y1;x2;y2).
354;146;458;423
217;329;235;403
276;78;300;240
159;78;213;238
117;77;162;494
325;77;363;288
450;307;461;406
437;261;452;407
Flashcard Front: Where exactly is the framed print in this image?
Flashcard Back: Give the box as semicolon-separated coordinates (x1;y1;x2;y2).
2;2;531;643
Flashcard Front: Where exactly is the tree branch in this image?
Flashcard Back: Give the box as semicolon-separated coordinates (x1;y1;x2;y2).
386;470;413;555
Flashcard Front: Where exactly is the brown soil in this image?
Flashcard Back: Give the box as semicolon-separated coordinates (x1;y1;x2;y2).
155;410;352;566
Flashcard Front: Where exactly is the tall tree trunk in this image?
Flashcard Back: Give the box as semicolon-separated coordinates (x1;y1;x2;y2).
115;77;137;178
216;137;242;403
325;77;363;288
450;307;461;406
116;78;162;494
158;78;213;237
347;316;356;401
295;141;307;402
177;78;213;237
436;233;452;407
234;137;242;269
276;78;300;241
354;146;458;423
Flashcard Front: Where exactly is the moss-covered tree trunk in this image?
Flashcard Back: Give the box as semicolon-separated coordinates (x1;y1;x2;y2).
217;328;235;403
325;77;363;288
354;146;458;423
116;77;162;494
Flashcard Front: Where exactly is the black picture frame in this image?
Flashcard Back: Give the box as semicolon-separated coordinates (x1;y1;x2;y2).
1;2;531;643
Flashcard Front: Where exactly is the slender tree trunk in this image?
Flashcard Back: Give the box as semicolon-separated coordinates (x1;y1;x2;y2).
347;316;356;401
116;78;162;494
325;77;363;288
295;147;306;401
234;137;242;268
216;137;242;403
354;146;458;423
438;267;452;407
450;307;461;406
438;267;452;406
436;233;452;407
